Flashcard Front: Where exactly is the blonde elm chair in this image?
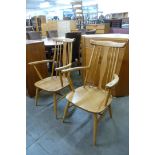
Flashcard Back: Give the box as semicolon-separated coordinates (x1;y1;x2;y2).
28;38;75;118
62;40;126;145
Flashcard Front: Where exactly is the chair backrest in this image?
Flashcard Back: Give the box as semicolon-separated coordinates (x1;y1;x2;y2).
84;40;126;89
85;29;96;34
27;31;42;40
65;32;81;62
51;38;75;76
46;30;58;38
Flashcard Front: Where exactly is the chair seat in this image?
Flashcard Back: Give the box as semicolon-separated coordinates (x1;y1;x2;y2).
66;86;112;113
35;76;69;92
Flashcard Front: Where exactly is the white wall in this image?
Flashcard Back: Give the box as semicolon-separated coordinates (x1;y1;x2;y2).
97;0;129;15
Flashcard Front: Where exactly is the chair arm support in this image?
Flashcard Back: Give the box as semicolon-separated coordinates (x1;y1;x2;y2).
28;59;53;65
55;63;72;71
105;74;119;89
62;66;89;73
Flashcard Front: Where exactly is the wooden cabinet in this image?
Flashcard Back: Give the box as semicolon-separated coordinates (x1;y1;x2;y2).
41;20;77;37
26;40;48;97
81;34;129;97
86;24;110;34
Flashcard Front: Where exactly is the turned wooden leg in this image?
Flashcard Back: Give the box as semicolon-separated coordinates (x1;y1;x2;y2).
108;104;112;118
53;93;57;119
93;113;98;145
35;88;39;106
62;101;70;123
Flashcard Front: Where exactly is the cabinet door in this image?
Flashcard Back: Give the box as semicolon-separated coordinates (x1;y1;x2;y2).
26;42;48;97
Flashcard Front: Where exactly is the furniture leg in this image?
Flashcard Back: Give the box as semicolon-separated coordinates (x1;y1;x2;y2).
35;88;39;106
108;104;112;118
93;113;98;145
53;93;57;119
62;101;70;122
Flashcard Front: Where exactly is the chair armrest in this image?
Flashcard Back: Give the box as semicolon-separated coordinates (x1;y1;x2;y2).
62;66;89;73
28;59;53;65
105;74;119;89
55;63;72;71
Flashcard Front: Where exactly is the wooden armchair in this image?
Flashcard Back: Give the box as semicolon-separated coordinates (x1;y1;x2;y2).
28;38;75;118
62;40;126;145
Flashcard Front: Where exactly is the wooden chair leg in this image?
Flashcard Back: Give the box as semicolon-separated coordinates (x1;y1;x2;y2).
35;88;39;106
108;104;112;118
53;93;57;119
93;113;98;145
62;101;70;122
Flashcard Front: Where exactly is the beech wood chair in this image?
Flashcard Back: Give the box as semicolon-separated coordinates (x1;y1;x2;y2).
62;40;126;145
28;38;75;118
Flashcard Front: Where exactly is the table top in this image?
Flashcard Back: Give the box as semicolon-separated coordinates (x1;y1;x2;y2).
43;38;64;47
26;37;65;46
26;40;43;45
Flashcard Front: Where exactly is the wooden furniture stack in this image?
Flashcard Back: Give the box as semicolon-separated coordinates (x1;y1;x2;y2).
86;23;110;34
41;20;76;37
81;34;129;97
31;15;46;31
71;0;84;29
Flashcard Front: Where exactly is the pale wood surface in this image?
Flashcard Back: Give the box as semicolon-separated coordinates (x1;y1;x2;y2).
66;86;112;113
41;20;76;37
86;24;110;34
28;38;75;117
81;34;129;97
63;40;126;145
35;76;69;92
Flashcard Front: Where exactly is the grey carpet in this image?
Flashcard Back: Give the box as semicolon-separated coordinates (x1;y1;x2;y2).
26;72;129;155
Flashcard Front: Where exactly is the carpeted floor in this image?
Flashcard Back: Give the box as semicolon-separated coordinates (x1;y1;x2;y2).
26;72;129;155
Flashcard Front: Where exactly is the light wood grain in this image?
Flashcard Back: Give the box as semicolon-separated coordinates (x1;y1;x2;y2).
35;76;69;92
28;38;75;118
63;39;126;145
86;24;110;34
66;86;112;113
82;34;129;96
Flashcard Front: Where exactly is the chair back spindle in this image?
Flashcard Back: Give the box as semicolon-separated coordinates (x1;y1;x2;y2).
51;38;75;86
84;40;126;90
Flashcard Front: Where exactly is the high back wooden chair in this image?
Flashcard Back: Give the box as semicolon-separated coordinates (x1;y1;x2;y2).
62;40;126;145
28;38;75;118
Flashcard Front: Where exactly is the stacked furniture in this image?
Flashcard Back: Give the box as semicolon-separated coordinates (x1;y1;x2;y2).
86;23;110;34
71;0;84;29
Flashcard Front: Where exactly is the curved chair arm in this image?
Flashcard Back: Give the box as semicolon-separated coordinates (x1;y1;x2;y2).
55;63;72;71
28;59;54;65
62;66;89;73
105;74;119;89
